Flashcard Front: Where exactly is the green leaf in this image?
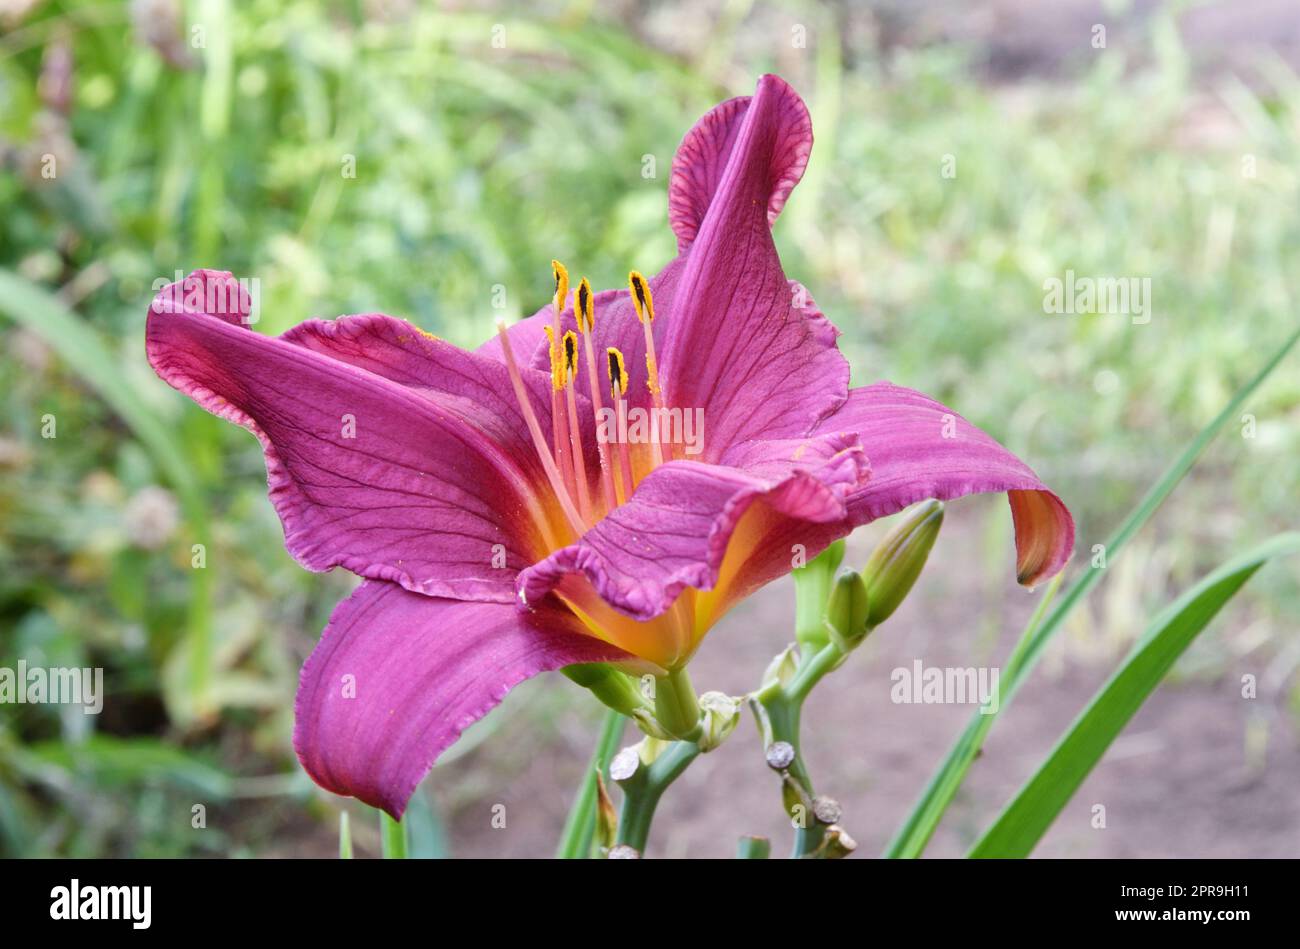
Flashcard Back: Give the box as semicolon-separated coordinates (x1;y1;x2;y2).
885;325;1300;858
555;708;626;859
18;735;233;799
339;812;353;860
970;532;1300;858
380;810;407;859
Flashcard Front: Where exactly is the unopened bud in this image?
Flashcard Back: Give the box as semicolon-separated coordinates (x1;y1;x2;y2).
825;570;871;650
861;500;944;628
696;691;741;752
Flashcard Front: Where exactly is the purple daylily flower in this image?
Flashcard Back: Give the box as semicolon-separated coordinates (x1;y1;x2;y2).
146;74;1073;818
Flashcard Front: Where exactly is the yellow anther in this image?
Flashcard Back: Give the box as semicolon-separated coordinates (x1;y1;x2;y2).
574;278;595;333
563;331;578;378
628;271;655;324
551;260;570;314
606;347;628;399
544;325;566;390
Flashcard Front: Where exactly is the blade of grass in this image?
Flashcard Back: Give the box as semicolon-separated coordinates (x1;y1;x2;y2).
971;532;1300;857
380;810;407;859
339;812;353;859
885;325;1300;858
555;708;625;859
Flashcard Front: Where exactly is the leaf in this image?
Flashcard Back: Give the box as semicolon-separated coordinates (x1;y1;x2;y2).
380;810;407;859
338;812;353;860
885;325;1300;858
555;708;626;859
970;532;1300;858
19;735;233;799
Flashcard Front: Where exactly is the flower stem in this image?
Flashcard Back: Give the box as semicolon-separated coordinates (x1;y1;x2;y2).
654;666;702;741
757;642;845;858
614;740;701;854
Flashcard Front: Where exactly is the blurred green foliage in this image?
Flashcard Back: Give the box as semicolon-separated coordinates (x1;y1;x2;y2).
0;0;1296;856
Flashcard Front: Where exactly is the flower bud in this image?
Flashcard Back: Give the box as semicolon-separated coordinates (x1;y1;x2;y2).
825;570;871;650
792;539;845;651
696;691;741;752
860;500;944;628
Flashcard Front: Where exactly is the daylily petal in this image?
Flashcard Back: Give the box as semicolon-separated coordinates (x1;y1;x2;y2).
280;311;582;484
293;580;627;818
668;79;813;253
518;432;868;661
146;271;567;602
659;75;849;459
821;382;1074;586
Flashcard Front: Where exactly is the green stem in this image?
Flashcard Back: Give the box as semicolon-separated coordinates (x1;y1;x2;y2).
555;708;626;859
788;642;844;703
654;666;702;741
760;642;845;858
614;741;701;854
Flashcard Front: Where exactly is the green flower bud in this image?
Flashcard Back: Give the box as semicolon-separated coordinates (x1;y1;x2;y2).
861;500;944;628
792;539;846;651
696;691;742;752
825;569;871;650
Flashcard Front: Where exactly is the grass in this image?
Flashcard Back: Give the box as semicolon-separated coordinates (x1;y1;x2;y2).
0;1;1296;856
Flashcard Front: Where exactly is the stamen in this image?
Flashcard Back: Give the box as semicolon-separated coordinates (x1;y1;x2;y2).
562;330;592;522
545;325;578;505
494;319;585;536
576;278;594;333
606;347;628;400
607;346;636;504
551;259;570;314
629;271;666;466
575;279;618;513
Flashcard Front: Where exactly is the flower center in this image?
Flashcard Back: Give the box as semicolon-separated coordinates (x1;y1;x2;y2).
494;261;669;539
495;263;699;668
